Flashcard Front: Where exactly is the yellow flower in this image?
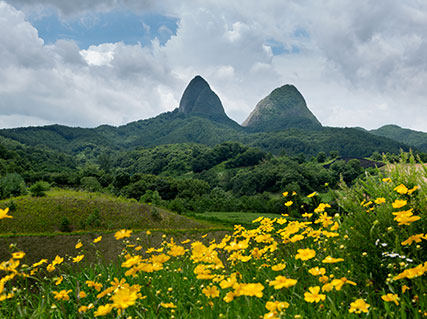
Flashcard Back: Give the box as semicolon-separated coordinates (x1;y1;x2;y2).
295;248;316;261
330;222;339;231
0;208;12;219
322;256;344;263
52;255;64;266
75;242;83;249
308;267;326;276
284;201;293;207
146;230;151;235
314;203;331;213
304;286;326;303
160;302;177;308
110;286;140;310
46;264;56;272
78;305;88;313
265;301;290;312
282;192;289;197
53;290;72;301
94;304;113;316
349;299;370;313
392;209;420;226
223;291;235;303
73;255;85;263
331;277;357;291
382;177;391;183
202;285;220;298
302;212;313;218
307;192;317;198
393;263;427;280
401;234;424;246
79;291;87;299
93;236;102;243
315;213;333;228
381;293;399;306
121;255;142;268
114;229;132;240
263;313;279;319
168;245;186;257
32;259;48;268
374;197;386;204
394;184;408;194
319;275;329;284
269;276;298;289
271;263;286;271
321;283;333;292
235;283;264;298
220;276;238;289
86;280;103;291
392;199;407;209
407;185;419;194
54;276;63;286
12;251;25;259
402;285;410;293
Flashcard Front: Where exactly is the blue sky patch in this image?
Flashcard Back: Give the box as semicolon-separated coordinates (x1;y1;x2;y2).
29;9;179;49
265;39;302;55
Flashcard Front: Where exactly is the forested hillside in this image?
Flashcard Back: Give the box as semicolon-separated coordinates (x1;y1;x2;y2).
370;124;427;152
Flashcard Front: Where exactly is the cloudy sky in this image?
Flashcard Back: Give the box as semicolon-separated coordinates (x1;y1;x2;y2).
1;1;426;132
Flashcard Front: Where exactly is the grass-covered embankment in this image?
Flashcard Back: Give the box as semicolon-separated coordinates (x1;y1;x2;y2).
0;189;215;234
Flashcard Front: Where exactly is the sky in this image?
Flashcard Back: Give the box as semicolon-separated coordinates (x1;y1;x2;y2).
1;1;426;132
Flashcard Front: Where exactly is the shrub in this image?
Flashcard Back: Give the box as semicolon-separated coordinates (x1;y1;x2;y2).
140;190;161;206
86;208;102;228
59;217;72;232
150;207;162;220
333;153;427;287
29;181;51;197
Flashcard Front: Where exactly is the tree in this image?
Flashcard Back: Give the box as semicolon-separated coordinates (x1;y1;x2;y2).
317;152;327;163
0;173;27;199
81;176;102;192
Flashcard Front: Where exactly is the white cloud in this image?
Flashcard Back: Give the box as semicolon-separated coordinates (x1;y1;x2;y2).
0;2;181;128
1;0;427;132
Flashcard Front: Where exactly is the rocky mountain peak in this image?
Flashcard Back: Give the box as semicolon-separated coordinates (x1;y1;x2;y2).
178;76;227;116
242;84;322;131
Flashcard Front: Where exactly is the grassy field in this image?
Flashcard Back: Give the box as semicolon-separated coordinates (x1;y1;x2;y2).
0;189;229;263
0;189;214;234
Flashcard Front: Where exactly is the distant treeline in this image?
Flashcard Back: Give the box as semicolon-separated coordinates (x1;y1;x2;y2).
2;136;424;215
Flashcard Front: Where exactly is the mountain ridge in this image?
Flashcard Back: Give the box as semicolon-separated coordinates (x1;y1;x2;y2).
370;124;427;152
0;76;414;159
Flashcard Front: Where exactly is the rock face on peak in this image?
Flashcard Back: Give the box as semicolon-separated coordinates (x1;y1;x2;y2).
242;85;322;132
178;76;227;118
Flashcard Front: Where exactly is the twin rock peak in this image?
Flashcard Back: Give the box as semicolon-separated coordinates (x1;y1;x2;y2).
178;75;322;132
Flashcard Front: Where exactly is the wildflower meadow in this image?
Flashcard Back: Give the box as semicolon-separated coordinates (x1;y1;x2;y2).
0;159;426;318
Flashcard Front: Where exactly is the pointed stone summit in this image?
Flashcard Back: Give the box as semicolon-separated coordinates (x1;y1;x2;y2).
178;75;228;118
242;84;322;132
